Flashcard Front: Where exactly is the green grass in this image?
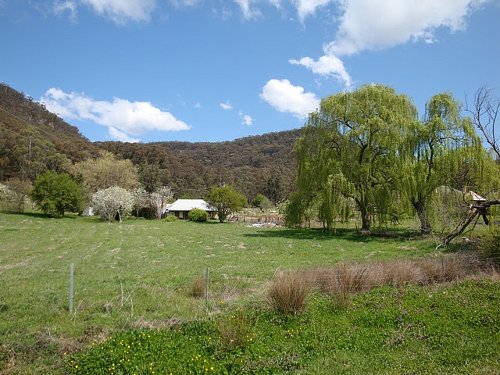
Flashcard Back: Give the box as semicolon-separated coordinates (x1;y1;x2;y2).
66;280;499;374
0;212;493;374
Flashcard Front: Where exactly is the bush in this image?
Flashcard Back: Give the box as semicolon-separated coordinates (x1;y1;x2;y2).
188;208;208;222
165;214;178;222
30;171;83;217
477;233;500;265
268;272;310;314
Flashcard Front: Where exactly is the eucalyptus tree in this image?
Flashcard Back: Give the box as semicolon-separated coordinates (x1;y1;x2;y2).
400;93;480;234
289;85;416;231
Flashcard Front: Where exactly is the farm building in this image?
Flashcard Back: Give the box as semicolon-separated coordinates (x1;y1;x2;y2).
166;199;216;219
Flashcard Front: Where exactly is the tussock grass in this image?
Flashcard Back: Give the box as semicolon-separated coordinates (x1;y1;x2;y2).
189;275;206;298
217;308;254;351
267;272;310;314
297;254;477;309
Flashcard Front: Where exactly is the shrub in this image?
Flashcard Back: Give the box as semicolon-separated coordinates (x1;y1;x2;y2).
165;214;178;222
30;171;83;217
188;208;208;222
268;272;309;314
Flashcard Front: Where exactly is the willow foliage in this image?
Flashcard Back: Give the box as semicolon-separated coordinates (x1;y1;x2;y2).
288;86;497;233
289;85;416;231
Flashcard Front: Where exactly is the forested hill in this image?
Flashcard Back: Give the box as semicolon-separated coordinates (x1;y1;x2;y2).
97;129;300;201
1;83;300;200
0;83;100;180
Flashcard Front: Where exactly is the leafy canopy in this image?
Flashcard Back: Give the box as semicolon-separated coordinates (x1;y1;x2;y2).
30;170;83;217
206;185;246;223
290;85;417;231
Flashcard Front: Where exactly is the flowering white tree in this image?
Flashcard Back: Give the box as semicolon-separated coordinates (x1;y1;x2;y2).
132;187;150;217
132;185;173;219
150;186;173;219
93;186;134;222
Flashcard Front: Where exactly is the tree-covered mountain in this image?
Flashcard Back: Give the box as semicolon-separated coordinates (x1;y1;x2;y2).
0;83;100;180
0;83;299;201
97;129;299;201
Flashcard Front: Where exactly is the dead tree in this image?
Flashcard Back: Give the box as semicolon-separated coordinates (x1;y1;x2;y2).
466;87;499;160
441;199;500;246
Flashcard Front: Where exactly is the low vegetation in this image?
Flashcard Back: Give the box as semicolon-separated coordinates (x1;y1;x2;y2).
0;213;497;374
65;279;499;374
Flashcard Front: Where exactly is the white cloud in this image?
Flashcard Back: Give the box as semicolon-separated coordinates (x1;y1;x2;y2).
261;79;319;119
234;0;261;19
239;111;253;125
81;0;156;23
53;0;78;20
220;101;233;110
169;0;200;8
291;0;487;88
108;127;141;143
329;0;487;56
41;88;190;142
289;54;351;87
294;0;333;22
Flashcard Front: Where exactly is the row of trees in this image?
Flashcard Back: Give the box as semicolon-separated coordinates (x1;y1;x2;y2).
26;165;249;223
287;85;499;234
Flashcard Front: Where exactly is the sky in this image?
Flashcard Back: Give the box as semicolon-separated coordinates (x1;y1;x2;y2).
1;0;499;143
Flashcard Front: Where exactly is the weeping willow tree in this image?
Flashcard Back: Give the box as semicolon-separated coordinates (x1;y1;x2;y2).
399;93;481;234
288;85;416;231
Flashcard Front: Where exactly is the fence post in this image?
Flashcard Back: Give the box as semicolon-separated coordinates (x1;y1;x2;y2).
205;267;209;308
69;263;74;313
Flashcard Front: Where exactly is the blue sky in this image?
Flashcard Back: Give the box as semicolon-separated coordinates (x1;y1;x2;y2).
1;0;499;143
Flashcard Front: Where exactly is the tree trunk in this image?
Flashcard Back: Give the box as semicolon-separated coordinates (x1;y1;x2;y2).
441;199;500;246
359;204;370;232
413;200;432;235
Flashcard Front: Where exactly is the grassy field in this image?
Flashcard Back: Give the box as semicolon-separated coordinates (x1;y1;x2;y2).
0;212;497;374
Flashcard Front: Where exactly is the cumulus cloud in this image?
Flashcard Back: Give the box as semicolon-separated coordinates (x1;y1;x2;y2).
220;101;233;110
291;0;487;88
328;0;486;56
108;127;141;143
41;88;190;142
239;111;253;125
294;0;333;22
261;79;319;119
289;54;351;87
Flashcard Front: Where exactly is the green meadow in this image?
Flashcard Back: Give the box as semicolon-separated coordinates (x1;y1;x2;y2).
0;213;498;374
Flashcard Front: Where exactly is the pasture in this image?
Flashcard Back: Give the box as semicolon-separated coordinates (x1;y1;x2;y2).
0;213;497;374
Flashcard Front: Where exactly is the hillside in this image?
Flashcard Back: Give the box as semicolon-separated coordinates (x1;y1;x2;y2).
0;83;300;200
0;83;100;180
97;129;300;201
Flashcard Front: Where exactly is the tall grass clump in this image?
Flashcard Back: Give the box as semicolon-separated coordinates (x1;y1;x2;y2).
217;308;254;351
268;272;310;314
189;275;206;298
299;254;475;309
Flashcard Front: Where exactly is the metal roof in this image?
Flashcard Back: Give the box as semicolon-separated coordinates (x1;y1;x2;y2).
166;199;215;212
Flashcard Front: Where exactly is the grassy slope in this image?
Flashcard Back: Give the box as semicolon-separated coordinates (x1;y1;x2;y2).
0;213;492;374
67;280;499;374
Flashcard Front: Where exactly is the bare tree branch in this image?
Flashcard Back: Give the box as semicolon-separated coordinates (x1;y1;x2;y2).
466;87;500;160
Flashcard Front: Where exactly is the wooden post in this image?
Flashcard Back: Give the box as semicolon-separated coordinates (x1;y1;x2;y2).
69;263;74;313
